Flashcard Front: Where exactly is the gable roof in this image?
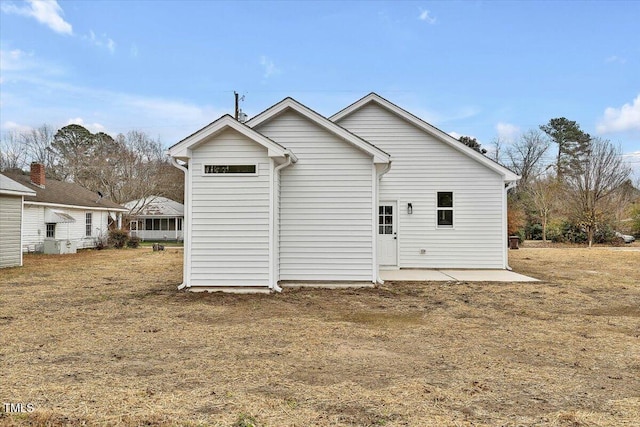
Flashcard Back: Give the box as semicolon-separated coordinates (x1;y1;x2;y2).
168;114;296;161
0;173;36;197
331;93;520;182
246;97;391;164
2;172;127;211
125;196;184;217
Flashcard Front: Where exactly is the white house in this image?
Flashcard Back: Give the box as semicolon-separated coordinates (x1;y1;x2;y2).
168;93;519;292
5;164;128;254
125;196;184;241
0;174;36;268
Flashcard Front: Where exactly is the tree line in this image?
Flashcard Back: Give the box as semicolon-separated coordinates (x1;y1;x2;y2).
459;118;637;247
0;124;184;206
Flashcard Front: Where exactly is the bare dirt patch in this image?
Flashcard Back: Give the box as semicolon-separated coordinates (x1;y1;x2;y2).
1;247;638;426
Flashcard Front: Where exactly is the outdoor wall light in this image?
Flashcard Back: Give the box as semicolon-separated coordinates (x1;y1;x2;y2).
407;203;413;214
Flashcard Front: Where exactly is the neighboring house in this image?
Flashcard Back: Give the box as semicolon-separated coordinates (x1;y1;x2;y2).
168;93;520;292
5;164;128;253
0;174;36;268
124;196;184;241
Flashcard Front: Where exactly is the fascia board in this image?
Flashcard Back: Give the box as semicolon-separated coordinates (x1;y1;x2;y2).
247;98;390;164
24;201;129;212
168;115;288;159
332;93;520;181
0;189;36;197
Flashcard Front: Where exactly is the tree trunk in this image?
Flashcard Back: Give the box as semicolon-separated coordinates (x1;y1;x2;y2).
542;217;547;243
587;226;594;248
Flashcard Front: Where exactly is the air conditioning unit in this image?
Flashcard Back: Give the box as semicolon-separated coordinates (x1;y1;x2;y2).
43;239;77;255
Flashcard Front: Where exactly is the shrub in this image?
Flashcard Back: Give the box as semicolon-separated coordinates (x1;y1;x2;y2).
127;236;141;248
593;224;617;244
108;229;129;249
94;234;108;250
526;223;543;240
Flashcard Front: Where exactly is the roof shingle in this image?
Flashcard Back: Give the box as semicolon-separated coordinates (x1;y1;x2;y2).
2;172;127;211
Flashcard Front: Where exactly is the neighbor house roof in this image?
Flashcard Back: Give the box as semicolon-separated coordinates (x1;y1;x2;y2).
168;114;296;161
330;93;520;182
3;172;128;211
246;97;390;164
0;173;36;197
125;196;184;217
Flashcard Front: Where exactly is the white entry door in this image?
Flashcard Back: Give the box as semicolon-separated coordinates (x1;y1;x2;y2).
377;202;397;266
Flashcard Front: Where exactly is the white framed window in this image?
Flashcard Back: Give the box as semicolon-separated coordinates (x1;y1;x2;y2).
202;164;257;176
46;223;56;238
143;218;181;231
436;192;454;228
85;213;93;236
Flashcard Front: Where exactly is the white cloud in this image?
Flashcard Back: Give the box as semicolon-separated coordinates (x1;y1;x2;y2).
495;122;521;143
605;55;626;64
596;95;640;134
66;117;106;133
2;121;34;133
260;56;281;78
86;30;116;54
418;9;436;24
1;0;72;35
0;49;31;72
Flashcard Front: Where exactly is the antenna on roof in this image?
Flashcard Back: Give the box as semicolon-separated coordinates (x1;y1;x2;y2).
234;91;247;122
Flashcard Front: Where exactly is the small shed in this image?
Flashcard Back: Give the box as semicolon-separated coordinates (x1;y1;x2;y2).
125;196;184;241
0;174;36;268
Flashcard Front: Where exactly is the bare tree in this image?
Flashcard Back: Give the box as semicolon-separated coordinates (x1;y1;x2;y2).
564;137;632;247
81;130;181;206
529;177;561;242
22;125;56;172
488;137;505;164
0;130;28;171
506;130;551;190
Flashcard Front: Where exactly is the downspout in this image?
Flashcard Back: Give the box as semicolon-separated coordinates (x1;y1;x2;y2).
375;162;392;284
169;155;189;290
504;180;517;271
270;152;296;293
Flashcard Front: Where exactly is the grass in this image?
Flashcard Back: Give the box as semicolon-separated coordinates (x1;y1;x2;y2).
0;245;638;426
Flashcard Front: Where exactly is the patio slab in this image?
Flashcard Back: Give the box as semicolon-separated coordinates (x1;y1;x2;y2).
380;269;538;282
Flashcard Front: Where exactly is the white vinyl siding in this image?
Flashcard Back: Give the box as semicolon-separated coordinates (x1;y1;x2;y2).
337;103;505;269
190;128;271;287
22;205;110;251
255;110;374;282
0;195;23;268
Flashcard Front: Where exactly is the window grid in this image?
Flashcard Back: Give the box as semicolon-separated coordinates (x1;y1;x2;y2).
378;205;393;235
437;192;453;228
204;164;256;174
46;223;55;238
85;213;92;237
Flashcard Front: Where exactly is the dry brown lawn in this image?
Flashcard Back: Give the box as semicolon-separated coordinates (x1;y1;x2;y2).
0;245;638;426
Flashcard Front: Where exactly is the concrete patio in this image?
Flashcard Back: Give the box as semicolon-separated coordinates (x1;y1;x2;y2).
380;269;539;282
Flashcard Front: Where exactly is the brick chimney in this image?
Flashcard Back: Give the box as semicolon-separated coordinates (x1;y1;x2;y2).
30;162;46;188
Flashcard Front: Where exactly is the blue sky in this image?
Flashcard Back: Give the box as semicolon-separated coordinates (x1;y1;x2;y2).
1;0;639;176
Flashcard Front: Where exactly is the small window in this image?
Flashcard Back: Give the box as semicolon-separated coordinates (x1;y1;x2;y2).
378;205;394;235
46;223;56;238
168;218;176;231
204;164;256;174
177;218;183;231
145;219;153;230
85;213;93;236
437;192;453;228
